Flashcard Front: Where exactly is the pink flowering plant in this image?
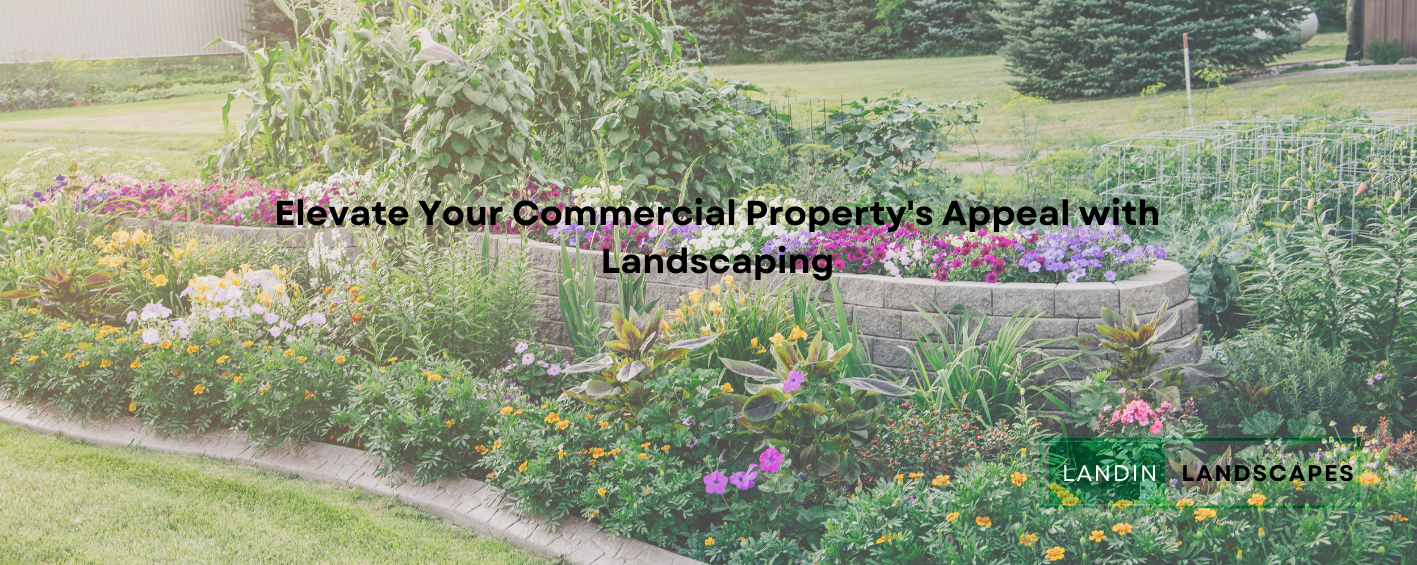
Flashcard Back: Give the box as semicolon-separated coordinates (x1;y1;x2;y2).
804;222;1163;284
1097;393;1206;439
22;172;361;226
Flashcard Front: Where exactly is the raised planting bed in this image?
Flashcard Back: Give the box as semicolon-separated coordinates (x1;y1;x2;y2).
488;234;1200;380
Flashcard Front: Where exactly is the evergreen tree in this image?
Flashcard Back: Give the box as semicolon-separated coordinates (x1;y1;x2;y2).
745;0;807;59
995;0;1303;99
795;0;904;61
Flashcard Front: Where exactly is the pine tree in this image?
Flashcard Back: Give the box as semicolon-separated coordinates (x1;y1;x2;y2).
745;0;807;59
995;0;1304;99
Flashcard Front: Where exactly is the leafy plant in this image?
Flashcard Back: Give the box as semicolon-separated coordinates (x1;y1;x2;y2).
334;358;516;483
904;303;1075;425
1207;332;1364;429
719;331;910;484
1;264;116;322
597;72;757;200
1365;39;1408;65
562;306;719;421
1239;410;1284;436
1069;299;1208;406
556;244;604;361
819;91;980;179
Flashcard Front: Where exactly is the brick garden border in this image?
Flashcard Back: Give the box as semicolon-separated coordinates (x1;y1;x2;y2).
0;399;705;565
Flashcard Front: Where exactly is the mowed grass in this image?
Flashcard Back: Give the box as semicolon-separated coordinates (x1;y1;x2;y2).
0;424;549;565
0;94;250;180
711;33;1417;144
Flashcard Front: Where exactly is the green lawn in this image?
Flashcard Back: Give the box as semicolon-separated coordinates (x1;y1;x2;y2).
1277;31;1349;63
0;424;549;565
0;94;250;181
711;32;1417;144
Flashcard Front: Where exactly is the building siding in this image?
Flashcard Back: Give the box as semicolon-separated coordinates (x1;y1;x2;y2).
1365;0;1417;58
1;0;249;62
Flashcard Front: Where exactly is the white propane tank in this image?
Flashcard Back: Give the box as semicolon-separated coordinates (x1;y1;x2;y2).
1255;7;1320;45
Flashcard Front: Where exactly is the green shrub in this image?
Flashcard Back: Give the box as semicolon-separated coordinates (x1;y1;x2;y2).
1243;212;1417;367
995;0;1305;98
815;446;1417;564
598;72;757;201
857;405;1042;481
1366;39;1408;65
334;358;519;483
1207;332;1364;429
223;338;357;448
818;92;981;198
354;237;538;368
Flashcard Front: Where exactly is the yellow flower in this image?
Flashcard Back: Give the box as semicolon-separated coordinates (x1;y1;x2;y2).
932;474;950;486
304;390;315;399
894;473;905;482
1011;472;1028;486
445;419;455;427
486;472;495;480
129;360;141;369
769;332;784;346
598;420;609;428
1194;508;1216;522
100;360;113;368
788;326;807;341
1019;532;1038;547
151;274;169;287
1359;471;1380;486
723;275;735;286
1110;499;1133;510
475;445;489;455
909;472;924;479
545;412;561;424
945;512;960;522
660;445;670;451
216;355;229;364
688;290;703;304
704;537;714;546
1389;514;1409;522
193;384;206;395
26;355;38;362
297;356;308;363
335;356;346;364
1089;530;1106;542
1247;493;1266;507
1293;479;1304;490
57;323;70;330
1045;546;1065;561
708;301;722;315
518;461;528;473
387;356;398;363
1176;498;1195;509
660;320;672;334
1112;523;1133;535
557;450;566;459
128;402;137;412
426;373;441;382
721;383;733;394
975;516;992;528
500;406;513;415
598;487;607;497
242;341;254;347
711;284;722;296
640;442;652;448
282;348;294;357
556;420;570;430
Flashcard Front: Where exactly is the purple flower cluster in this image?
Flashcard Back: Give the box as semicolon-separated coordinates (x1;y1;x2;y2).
705;446;784;495
1013;223;1166;283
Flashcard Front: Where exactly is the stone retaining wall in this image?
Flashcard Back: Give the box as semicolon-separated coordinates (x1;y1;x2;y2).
488;234;1201;379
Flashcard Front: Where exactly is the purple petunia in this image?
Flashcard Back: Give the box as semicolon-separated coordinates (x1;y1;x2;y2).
703;470;728;494
759;447;784;473
782;370;805;392
729;465;759;491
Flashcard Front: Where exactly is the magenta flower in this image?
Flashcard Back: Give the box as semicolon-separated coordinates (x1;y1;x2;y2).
729;465;759;491
759;447;784;473
703;470;728;494
782;370;805;392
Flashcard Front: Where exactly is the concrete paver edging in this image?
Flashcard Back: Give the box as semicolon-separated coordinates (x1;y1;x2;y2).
0;400;704;565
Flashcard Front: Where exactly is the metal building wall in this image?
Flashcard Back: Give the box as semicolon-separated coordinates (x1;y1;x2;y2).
0;0;249;63
1365;0;1417;58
